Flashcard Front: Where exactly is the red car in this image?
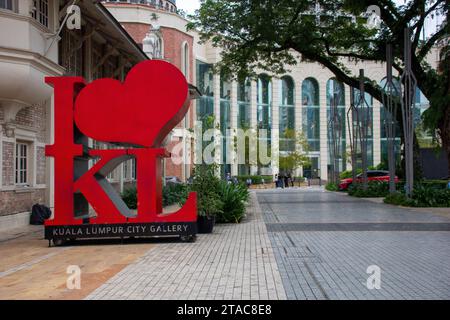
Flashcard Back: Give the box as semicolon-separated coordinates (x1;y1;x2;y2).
339;170;399;190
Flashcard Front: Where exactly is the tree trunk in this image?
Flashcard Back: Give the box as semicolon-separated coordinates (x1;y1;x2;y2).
439;104;450;178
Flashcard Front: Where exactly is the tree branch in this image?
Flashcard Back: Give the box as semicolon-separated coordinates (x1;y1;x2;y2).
417;25;449;61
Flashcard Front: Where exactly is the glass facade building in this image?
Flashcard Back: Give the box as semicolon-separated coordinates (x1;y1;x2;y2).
193;67;432;181
279;76;295;152
326;78;347;174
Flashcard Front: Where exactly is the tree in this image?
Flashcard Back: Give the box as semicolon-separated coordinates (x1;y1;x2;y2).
188;0;449;174
278;129;311;175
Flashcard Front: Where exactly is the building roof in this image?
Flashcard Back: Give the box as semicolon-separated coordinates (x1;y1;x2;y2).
93;1;149;62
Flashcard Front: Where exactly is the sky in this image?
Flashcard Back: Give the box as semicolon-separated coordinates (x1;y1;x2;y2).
177;0;201;15
177;0;441;37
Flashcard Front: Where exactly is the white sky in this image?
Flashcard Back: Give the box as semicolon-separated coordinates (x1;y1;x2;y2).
177;0;441;37
176;0;201;14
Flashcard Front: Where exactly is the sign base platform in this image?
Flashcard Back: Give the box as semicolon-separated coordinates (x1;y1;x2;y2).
45;222;197;246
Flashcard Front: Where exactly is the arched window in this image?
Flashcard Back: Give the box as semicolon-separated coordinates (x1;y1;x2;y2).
181;42;189;78
414;87;432;147
220;74;232;176
142;28;163;59
326;78;345;107
237;78;251;129
302;78;320;152
326;78;346;172
352;82;374;167
237;78;251;175
257;74;272;172
196;60;214;121
257;74;272;131
279;76;295;152
380;77;401;166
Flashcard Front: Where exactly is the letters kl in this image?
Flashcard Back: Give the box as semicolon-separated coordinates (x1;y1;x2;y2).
44;60;197;244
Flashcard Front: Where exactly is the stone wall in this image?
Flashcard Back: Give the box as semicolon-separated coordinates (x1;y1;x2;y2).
15;103;47;143
1;141;14;187
1;101;49;217
0;188;46;216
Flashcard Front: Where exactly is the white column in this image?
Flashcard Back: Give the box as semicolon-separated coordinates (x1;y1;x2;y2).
319;81;328;182
271;78;280;176
250;80;258;175
213;73;221;175
32;138;37;187
345;85;352;172
373;100;382;166
230;81;238;176
46;95;55;209
295;78;304;177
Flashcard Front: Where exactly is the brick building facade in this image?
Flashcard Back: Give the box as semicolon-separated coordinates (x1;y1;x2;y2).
0;0;147;219
103;1;197;182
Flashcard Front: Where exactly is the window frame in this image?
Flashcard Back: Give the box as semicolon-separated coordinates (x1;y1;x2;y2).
31;0;49;28
15;142;29;186
181;42;189;79
0;0;14;11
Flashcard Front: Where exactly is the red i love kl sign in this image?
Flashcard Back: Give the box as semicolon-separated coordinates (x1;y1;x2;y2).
44;60;197;244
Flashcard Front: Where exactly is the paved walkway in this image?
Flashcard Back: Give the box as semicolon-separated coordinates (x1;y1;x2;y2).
2;187;449;300
259;187;450;300
86;193;286;300
88;187;450;300
0;225;154;299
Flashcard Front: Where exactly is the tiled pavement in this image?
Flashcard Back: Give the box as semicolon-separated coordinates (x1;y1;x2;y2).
86;193;286;300
87;187;450;300
259;188;450;300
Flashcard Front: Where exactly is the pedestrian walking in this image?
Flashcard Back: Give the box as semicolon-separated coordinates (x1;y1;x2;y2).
278;174;285;189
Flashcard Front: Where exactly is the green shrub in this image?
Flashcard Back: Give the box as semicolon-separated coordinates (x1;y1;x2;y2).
384;192;414;206
348;181;389;198
340;170;356;179
121;186;137;209
420;180;448;189
122;184;189;209
412;184;450;207
163;183;188;207
216;181;250;223
325;182;339;191
236;175;272;185
188;165;224;218
384;184;450;207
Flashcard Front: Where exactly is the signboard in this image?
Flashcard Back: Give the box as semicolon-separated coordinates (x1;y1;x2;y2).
44;60;197;245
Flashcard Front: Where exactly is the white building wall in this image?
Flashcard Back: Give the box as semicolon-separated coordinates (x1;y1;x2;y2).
230;81;238;176
250;80;258;175
105;3;441;182
271;77;280;177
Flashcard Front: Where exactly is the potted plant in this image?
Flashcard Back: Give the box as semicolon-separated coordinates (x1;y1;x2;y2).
197;212;217;234
189;165;223;233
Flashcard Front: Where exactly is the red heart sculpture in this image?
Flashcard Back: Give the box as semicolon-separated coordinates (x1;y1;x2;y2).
74;60;189;147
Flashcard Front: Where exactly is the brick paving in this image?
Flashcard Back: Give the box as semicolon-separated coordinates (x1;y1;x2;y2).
87;187;450;300
86;193;286;300
259;188;450;300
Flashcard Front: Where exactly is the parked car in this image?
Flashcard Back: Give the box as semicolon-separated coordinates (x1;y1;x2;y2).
339;170;399;190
